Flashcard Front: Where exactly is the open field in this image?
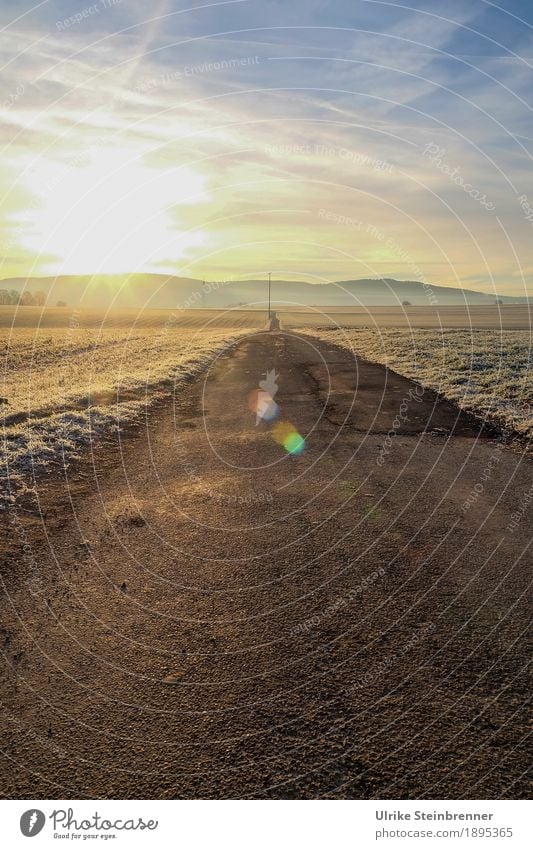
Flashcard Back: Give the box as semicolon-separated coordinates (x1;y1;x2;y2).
1;306;531;505
281;304;533;330
0;305;266;330
1;303;531;330
0;315;255;503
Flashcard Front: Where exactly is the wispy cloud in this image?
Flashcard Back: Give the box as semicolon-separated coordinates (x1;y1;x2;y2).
0;0;531;293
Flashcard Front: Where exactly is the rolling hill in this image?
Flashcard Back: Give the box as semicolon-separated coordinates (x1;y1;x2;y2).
0;273;528;309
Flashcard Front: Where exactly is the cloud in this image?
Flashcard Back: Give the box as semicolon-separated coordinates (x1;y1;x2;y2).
0;0;531;292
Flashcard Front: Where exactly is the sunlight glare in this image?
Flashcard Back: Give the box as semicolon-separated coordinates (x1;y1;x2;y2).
20;148;211;273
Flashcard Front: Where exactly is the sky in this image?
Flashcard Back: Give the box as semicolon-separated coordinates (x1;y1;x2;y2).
0;0;532;295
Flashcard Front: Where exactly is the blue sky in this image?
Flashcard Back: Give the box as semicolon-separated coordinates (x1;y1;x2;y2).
0;0;532;294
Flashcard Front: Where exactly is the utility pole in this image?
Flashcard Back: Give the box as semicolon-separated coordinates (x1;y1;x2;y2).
268;272;271;319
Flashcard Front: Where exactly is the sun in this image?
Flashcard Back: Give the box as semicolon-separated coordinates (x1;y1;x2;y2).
20;148;211;274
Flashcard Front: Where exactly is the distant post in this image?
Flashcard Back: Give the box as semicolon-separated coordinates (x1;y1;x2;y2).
264;272;280;331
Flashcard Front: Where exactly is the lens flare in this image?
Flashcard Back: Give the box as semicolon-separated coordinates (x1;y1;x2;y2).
272;420;294;445
284;431;305;455
272;420;305;455
249;389;280;424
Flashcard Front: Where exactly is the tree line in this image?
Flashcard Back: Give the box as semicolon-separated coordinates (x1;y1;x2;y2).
0;289;63;306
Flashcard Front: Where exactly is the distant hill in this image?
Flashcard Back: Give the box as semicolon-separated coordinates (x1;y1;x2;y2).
0;274;528;309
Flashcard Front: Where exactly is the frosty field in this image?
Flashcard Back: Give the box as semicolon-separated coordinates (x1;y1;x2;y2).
302;327;533;438
1;308;257;504
3;305;531;507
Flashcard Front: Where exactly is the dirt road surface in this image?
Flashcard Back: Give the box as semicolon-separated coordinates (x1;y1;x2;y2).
1;331;531;798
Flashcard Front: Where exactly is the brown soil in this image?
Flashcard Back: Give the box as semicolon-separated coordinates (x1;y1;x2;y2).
0;331;531;799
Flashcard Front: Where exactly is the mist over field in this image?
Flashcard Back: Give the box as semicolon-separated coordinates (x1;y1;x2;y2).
1;274;529;310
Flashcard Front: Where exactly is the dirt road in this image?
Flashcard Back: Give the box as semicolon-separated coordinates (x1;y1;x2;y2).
1;331;531;799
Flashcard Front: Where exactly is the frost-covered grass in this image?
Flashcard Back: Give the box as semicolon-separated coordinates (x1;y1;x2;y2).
301;328;533;437
1;322;253;505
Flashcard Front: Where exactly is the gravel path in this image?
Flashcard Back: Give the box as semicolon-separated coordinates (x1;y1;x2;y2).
1;331;530;799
